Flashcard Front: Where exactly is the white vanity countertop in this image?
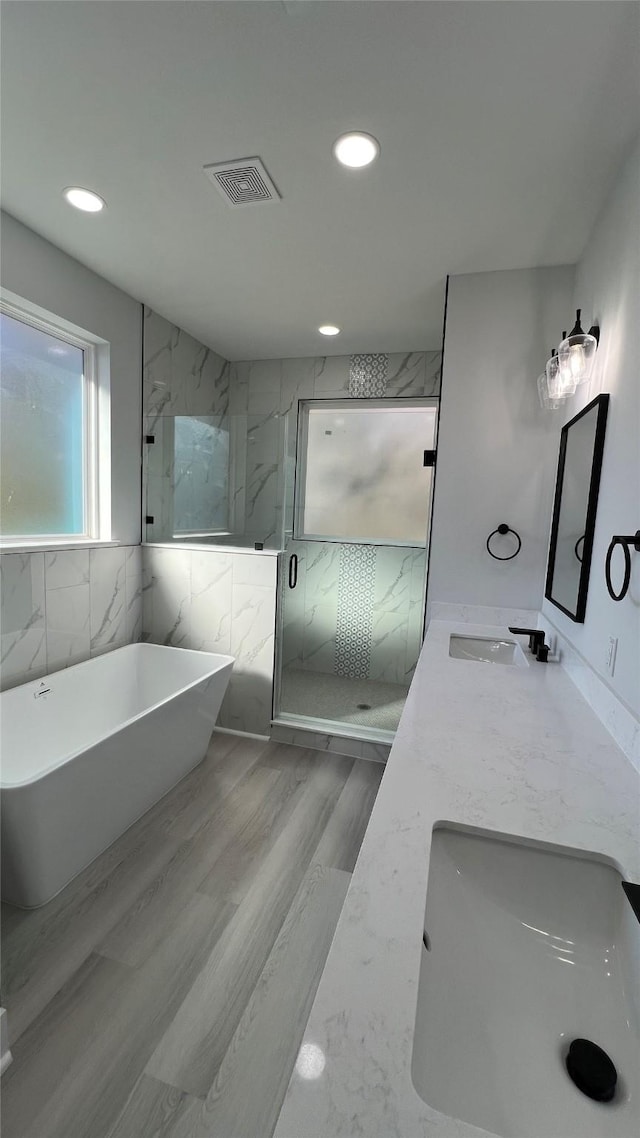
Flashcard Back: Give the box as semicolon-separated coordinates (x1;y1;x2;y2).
273;619;640;1138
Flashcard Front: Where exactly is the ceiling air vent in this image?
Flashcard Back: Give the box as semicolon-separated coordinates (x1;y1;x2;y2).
203;157;281;207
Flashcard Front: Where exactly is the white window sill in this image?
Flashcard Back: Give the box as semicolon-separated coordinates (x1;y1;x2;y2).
0;540;121;556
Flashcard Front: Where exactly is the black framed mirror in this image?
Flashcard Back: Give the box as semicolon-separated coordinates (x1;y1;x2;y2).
545;394;609;622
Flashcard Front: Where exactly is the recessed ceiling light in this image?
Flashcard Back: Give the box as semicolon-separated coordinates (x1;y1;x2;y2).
63;187;106;213
318;324;341;336
333;132;380;169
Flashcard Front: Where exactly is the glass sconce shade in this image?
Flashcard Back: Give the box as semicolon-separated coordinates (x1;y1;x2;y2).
546;352;576;400
557;332;597;387
537;372;562;410
557;309;598;387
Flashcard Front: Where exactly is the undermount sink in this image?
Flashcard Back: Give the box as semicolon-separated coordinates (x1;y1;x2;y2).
412;825;640;1137
449;634;526;666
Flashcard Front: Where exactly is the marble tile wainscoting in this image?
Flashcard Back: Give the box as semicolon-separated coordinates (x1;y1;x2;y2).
142;545;277;736
0;546;142;690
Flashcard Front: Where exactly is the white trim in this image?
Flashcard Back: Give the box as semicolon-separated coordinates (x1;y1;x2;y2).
0;291;111;545
0;290;104;353
0;540;120;556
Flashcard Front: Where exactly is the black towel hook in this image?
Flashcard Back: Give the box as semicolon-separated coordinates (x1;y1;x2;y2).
486;523;522;561
605;531;640;601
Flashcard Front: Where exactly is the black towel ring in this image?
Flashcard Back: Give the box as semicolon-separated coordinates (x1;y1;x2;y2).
605;531;640;602
486;523;522;561
574;535;585;563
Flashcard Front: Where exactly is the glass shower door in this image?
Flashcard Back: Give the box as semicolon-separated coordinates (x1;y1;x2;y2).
274;399;438;738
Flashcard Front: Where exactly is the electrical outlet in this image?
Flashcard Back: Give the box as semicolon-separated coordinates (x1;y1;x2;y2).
606;636;618;677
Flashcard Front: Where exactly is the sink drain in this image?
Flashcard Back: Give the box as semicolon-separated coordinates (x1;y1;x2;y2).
357;703;371;710
565;1038;617;1102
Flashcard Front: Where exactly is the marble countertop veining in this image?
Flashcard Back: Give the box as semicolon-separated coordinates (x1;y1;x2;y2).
273;619;640;1138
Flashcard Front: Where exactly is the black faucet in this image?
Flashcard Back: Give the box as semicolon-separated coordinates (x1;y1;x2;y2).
508;627;546;654
622;881;640;924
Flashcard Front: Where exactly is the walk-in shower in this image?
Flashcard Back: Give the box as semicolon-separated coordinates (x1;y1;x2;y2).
141;326;442;744
273;397;438;741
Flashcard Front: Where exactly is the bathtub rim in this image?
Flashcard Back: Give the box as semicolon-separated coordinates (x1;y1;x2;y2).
0;643;234;790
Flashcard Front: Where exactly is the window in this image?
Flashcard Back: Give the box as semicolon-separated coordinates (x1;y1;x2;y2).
295;399;438;545
0;299;108;544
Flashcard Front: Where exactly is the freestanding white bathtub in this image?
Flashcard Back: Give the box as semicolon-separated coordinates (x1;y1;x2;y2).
1;643;234;908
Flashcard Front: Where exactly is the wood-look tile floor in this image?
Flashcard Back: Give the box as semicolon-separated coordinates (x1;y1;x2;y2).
1;734;383;1138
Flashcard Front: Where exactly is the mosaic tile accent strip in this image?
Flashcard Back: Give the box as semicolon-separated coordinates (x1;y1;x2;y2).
335;544;377;678
349;353;389;398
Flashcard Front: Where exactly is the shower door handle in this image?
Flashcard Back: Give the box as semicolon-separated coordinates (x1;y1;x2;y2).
288;554;298;590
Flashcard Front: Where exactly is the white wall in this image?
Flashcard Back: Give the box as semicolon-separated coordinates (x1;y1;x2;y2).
542;138;640;718
429;265;575;612
1;211;142;545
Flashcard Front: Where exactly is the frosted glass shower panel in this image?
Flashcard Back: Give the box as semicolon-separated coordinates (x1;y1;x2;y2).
298;401;437;544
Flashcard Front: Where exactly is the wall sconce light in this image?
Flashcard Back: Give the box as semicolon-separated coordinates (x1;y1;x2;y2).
557;309;600;388
537;368;563;411
545;347;577;402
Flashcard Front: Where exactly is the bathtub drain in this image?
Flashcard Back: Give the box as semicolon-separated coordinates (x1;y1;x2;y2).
565;1038;617;1102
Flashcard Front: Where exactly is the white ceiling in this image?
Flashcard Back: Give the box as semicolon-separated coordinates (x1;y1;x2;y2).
1;1;639;360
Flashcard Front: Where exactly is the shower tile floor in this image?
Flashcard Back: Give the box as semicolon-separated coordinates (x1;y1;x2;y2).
281;666;409;732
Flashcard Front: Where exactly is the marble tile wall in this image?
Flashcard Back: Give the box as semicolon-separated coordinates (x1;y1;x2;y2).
143;308;230;428
229;350;441;547
140;342;440;731
144;337;441;550
281;540;427;686
0;546;142;690
142;545;277;736
143;308;232;543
